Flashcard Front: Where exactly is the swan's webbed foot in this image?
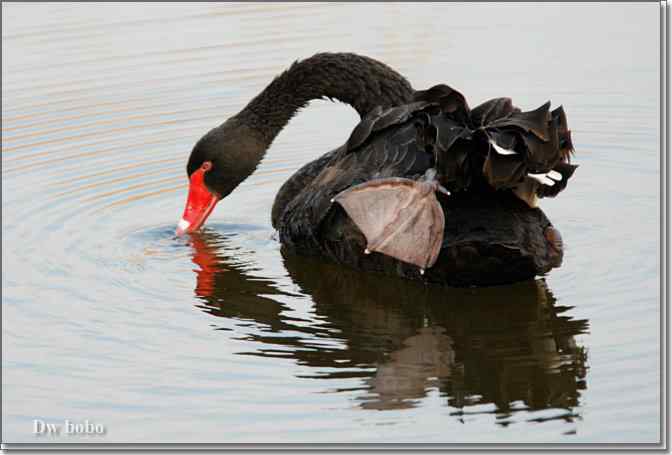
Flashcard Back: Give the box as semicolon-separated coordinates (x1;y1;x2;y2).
332;172;447;270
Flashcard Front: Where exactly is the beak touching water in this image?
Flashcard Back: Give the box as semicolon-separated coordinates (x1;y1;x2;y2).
176;164;220;236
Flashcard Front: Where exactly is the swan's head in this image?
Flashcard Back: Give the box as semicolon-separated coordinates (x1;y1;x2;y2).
176;120;265;236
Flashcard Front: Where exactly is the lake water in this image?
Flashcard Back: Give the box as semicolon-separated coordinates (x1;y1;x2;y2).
1;2;662;445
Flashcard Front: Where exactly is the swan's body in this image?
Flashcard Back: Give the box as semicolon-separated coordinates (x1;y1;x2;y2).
178;53;577;286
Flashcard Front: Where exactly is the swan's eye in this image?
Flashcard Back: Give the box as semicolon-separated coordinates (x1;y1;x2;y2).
201;161;213;172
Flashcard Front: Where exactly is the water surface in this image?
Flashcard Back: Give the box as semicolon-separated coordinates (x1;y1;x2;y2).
2;2;661;444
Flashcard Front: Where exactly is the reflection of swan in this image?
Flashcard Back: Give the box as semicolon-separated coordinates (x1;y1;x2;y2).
364;326;456;410
188;231;588;419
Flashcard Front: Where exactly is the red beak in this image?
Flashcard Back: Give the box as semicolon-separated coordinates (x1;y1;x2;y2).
176;167;220;236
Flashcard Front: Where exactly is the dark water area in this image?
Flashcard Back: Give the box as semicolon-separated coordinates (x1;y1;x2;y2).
2;3;661;443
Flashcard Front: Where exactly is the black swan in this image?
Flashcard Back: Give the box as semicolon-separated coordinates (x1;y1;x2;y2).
177;53;577;286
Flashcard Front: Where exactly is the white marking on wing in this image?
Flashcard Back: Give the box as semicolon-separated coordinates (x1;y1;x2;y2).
528;173;556;186
548;170;562;181
489;139;517;155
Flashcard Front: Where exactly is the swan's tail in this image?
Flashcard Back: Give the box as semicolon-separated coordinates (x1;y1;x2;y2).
413;85;579;206
331;85;580;272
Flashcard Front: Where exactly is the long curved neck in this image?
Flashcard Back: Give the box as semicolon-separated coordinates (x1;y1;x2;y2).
235;53;415;146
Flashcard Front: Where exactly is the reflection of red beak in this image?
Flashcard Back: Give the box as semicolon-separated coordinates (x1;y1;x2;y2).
190;234;222;298
176;167;220;236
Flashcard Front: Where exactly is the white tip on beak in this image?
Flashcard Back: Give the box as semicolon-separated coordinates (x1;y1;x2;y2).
176;218;191;236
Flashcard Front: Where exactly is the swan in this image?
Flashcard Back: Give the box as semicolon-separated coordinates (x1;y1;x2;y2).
176;53;577;286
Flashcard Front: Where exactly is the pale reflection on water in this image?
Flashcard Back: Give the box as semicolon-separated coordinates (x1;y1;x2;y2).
2;2;660;444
